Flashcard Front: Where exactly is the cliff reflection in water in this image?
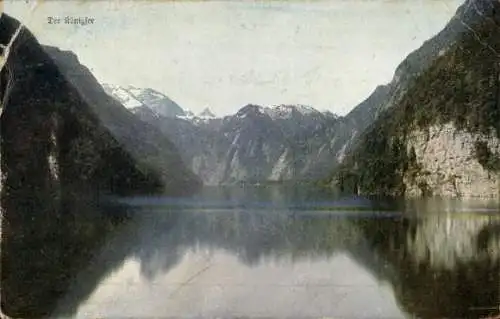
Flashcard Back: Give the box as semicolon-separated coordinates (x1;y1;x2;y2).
1;197;135;317
45;189;500;319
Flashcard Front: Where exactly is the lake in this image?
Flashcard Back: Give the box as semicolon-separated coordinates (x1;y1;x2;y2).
40;186;500;318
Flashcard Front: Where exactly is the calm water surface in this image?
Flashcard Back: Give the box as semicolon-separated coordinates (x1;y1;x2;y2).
51;186;500;318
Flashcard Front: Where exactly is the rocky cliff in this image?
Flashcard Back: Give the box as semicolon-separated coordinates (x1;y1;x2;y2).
332;0;500;198
403;123;500;197
0;14;198;317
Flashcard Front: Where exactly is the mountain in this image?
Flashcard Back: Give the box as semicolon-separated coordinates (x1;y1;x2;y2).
218;103;342;183
101;84;142;109
43;49;201;195
198;107;216;119
330;0;500;198
317;0;500;175
103;84;186;118
104;85;222;126
118;97;343;185
0;14;200;317
102;0;499;189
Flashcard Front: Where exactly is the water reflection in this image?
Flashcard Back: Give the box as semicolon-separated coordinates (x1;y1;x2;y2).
1;197;135;318
357;215;500;319
56;211;402;318
4;184;500;318
48;188;500;318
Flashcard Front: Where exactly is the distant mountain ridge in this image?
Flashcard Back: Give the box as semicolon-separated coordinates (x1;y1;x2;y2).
104;86;345;185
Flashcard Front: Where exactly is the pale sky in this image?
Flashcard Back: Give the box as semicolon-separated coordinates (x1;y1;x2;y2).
4;0;463;116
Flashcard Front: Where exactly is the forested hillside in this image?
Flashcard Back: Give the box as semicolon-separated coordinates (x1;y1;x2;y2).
332;6;500;197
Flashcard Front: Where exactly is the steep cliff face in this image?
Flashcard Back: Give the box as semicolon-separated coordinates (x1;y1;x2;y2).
0;14;198;317
322;0;496;170
333;0;500;198
376;0;498;115
43;47;201;195
404;123;500;197
0;15;168;197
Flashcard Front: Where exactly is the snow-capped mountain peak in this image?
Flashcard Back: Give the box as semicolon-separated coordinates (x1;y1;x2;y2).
267;105;293;119
259;104;322;120
177;109;196;121
103;84;186;118
102;84;143;109
235;104;268;118
233;104;328;121
322;110;340;119
293;104;319;115
198;107;216;119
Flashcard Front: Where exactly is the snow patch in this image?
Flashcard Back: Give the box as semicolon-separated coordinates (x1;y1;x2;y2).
231;133;241;146
267;105;293;120
177;114;195;121
295;104;318;115
177;109;196;121
150;91;166;99
257;106;267;115
264;104;321;120
104;84;143;109
269;150;292;180
128;87;144;97
336;143;348;163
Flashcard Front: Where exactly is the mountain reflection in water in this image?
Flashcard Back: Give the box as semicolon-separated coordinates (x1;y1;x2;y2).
5;186;500;318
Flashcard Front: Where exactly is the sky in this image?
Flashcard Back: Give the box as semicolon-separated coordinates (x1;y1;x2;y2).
4;0;463;116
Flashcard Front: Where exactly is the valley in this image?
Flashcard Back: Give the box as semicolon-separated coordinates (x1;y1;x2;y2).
1;0;500;318
95;0;500;199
